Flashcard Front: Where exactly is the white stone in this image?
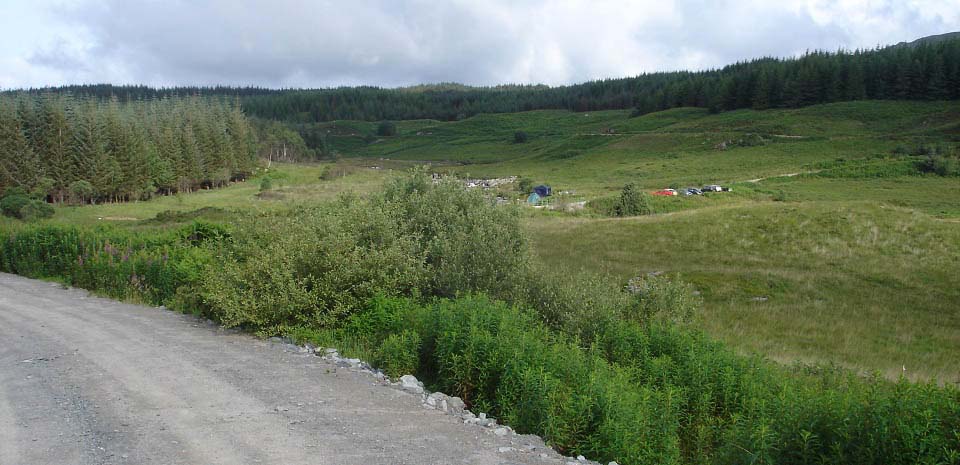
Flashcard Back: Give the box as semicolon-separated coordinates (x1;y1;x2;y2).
399;375;423;393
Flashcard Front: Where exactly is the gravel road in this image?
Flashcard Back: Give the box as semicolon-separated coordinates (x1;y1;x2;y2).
0;273;564;465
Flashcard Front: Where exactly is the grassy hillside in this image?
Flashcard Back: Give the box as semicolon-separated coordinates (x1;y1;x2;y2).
324;100;960;381
7;100;958;382
41;161;398;227
329;100;959;213
528;202;960;382
2;99;959;464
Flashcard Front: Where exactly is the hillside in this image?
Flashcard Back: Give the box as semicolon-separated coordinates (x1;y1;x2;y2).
326;99;960;380
28;100;960;381
331;100;959;210
895;31;960;47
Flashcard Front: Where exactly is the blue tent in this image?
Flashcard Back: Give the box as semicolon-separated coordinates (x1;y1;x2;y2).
534;185;552;197
526;193;541;205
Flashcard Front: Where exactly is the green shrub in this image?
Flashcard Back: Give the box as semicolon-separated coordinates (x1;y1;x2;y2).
0;188;54;220
625;274;701;325
615;183;653;217
518;177;533;193
177;220;231;246
309;294;960;465
377;121;397;137
375;330;421;379
200;199;429;331
381;173;529;298
514;265;628;340
919;155;960;176
586;195;619;216
68;180;94;204
514;130;529;144
0;224;215;306
18;200;54;220
259;176;273;191
1;193;31;218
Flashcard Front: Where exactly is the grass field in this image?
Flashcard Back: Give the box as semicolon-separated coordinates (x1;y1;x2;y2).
329;99;960;382
46;161;398;227
527;202;960;382
14;100;959;383
330;100;959;199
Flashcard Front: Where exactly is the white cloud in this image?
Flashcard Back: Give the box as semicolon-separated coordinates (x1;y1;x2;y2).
0;0;957;89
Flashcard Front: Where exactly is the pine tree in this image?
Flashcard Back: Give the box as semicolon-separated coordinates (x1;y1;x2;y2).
0;102;41;192
752;70;772;110
845;59;867;100
35;94;74;202
71;101;104;183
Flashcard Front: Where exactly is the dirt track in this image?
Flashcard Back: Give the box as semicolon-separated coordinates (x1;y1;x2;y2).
0;273;559;465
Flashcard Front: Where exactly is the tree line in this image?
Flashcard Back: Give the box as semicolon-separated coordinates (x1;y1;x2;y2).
14;38;960;122
0;94;257;204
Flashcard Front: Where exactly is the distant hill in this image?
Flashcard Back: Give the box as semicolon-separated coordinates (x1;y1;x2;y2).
8;34;960;124
893;31;960;48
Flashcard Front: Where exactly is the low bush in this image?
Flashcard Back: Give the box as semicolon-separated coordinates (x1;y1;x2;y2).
18;200;55;220
586;195;619;216
625;274;701;325
377;121;397;137
259;176;273;191
518;177;534;193
201;172;530;331
375;330;421;379
148;207;232;224
0;191;31;218
0;222;215;307
919;155;960;176
615;183;653;217
300;295;960;465
1;188;54;220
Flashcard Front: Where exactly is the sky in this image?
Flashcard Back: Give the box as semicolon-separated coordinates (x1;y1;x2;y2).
0;0;958;90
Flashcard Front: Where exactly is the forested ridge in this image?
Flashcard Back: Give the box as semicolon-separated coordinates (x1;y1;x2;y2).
1;35;957;203
10;36;960;122
0;95;257;204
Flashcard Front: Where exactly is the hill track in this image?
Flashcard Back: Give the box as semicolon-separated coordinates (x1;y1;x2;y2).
0;273;558;465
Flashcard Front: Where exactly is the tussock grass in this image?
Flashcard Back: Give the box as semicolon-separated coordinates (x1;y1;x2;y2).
527;202;960;382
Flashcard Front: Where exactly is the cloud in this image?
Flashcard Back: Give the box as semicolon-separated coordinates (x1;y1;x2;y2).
1;0;958;89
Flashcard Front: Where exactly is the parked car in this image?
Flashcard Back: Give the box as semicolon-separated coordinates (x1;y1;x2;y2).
702;185;723;192
684;188;703;196
653;188;678;196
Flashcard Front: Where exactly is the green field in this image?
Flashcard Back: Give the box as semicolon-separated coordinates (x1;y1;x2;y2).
15;100;960;383
42;161;397;227
312;100;960;382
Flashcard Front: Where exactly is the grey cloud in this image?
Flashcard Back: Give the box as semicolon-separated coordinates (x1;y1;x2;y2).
27;38;90;73
20;0;960;88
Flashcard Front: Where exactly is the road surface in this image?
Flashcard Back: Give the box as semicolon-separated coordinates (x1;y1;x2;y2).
0;273;562;465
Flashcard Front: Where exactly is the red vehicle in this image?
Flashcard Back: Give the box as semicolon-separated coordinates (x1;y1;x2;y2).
652;188;678;196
